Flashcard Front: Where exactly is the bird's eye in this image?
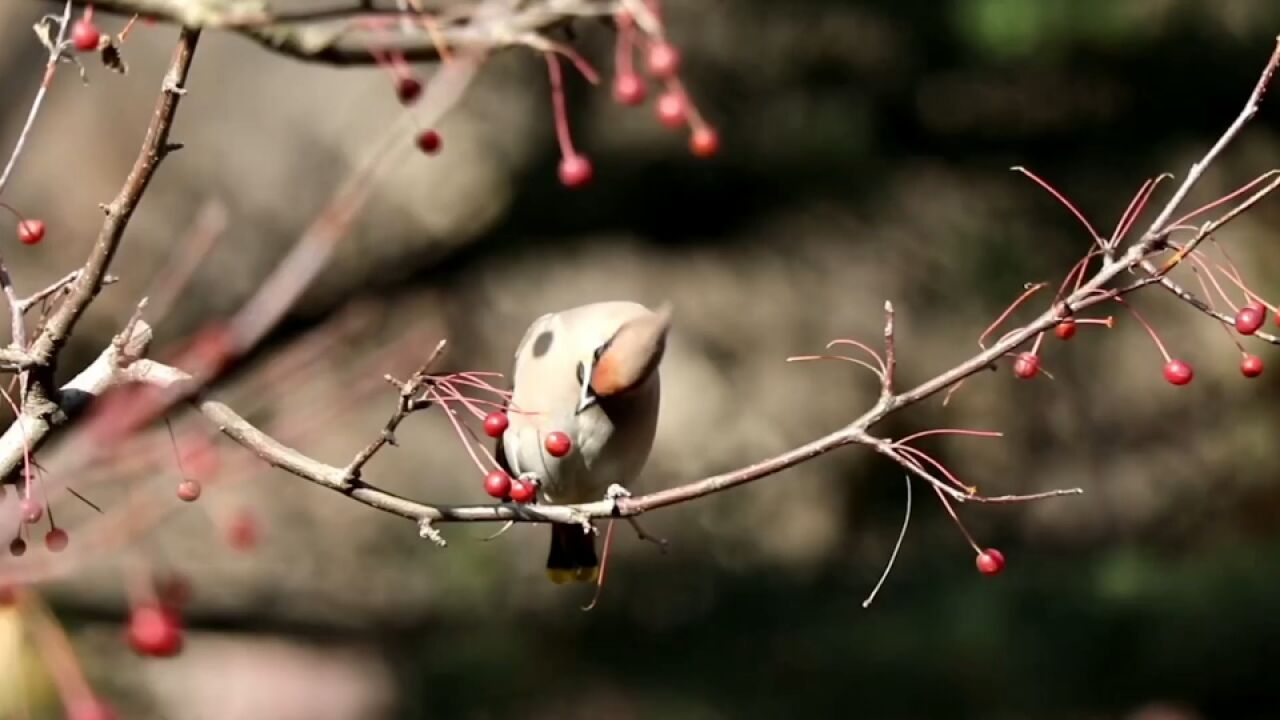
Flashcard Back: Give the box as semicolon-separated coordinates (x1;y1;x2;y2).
575;361;585;384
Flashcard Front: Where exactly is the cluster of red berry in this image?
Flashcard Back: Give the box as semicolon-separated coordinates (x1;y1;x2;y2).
1013;300;1271;386
379;4;715;190
477;410;571;503
8;495;70;556
611;17;719;159
554;9;718;189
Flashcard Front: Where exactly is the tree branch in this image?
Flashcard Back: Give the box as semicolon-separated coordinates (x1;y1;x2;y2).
0;322;152;481
25;25;201;374
35;0;622;66
97;34;1280;544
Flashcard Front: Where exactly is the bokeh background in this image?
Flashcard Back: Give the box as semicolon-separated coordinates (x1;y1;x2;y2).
3;1;1280;718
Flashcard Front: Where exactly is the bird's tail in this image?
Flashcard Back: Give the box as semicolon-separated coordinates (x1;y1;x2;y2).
546;523;599;584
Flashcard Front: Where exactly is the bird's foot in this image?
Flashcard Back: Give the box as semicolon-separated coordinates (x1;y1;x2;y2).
565;508;596;535
604;483;632;500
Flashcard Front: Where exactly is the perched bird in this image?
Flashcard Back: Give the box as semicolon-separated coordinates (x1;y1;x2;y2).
495;301;671;584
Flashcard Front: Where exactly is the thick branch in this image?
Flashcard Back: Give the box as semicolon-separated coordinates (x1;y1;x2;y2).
0;323;152;481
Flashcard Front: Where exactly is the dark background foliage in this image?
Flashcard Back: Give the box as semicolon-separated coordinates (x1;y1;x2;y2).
3;1;1280;718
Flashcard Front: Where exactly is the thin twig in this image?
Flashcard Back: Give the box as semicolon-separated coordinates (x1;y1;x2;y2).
0;1;73;197
863;475;911;608
26;25;201;371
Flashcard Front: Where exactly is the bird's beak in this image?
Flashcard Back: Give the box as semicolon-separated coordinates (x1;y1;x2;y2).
575;356;597;415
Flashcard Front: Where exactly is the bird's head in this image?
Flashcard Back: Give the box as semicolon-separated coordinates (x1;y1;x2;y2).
575;302;672;415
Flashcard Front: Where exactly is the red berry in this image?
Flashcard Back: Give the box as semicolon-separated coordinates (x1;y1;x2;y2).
396;75;423;105
646;42;681;79
1235;306;1265;335
613;73;647;106
558;154;593;188
20;498;43;523
976;548;1005;575
1012;352;1039;379
483;470;511;499
8;538;25;557
1241;354;1264;378
1054;320;1077;340
44;528;68;552
655;91;687;129
71;18;102;52
483;411;509;438
545;431;572;457
127;603;184;657
509;479;535;504
16;219;45;245
1163;359;1193;386
176;479;202;502
226;511;258;551
67;698;118;720
415;129;441;154
690;127;719;158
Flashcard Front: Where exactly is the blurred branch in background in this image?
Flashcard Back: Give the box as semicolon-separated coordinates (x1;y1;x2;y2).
33;0;652;65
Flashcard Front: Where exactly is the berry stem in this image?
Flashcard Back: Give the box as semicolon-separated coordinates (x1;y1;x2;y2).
825;338;888;374
979;282;1049;349
582;518;617;611
862;474;912;609
0;385;35;507
896;428;1004;445
929;483;981;554
1055;248;1102;299
1115;298;1173;362
1170;168;1280;229
1182;250;1240;308
1111;174;1172;245
544;53;578;158
118;13;141;43
615;9;638;77
894;444;973;494
1206;240;1275;312
1010;166;1102;244
785;353;885;383
427;386;499;472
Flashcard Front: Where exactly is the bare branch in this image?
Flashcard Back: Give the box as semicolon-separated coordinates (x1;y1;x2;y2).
112;34;1278;537
0;322;152;481
880;300;896;399
26;25;201;372
34;0;621;66
1137;35;1280;242
0;1;73;197
343;339;448;479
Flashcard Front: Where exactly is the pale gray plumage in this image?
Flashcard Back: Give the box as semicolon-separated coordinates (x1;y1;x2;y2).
497;300;670;583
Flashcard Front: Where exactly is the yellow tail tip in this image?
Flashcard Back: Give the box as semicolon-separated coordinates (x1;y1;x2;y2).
546;566;599;584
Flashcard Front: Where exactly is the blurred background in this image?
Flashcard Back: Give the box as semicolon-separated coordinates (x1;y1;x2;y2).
3;1;1280;718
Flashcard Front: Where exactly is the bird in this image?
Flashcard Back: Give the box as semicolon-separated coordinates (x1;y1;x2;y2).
494;300;671;584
